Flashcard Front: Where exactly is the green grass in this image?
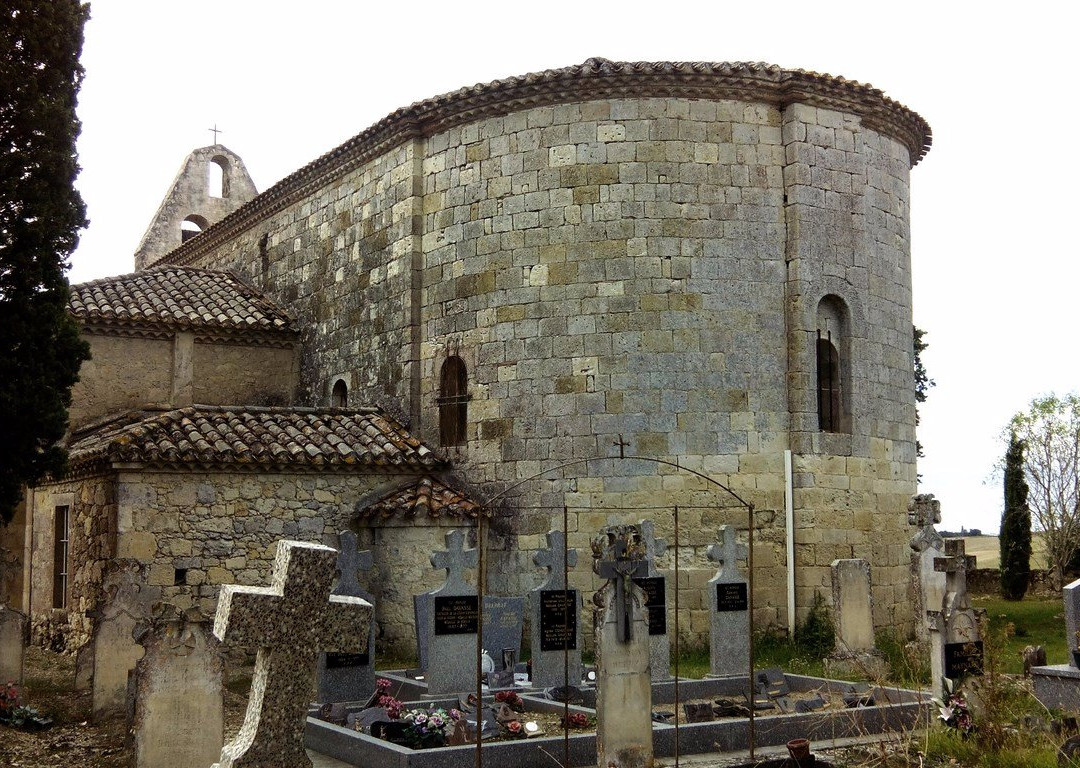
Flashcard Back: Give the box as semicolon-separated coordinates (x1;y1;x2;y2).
972;594;1066;672
922;730;1059;768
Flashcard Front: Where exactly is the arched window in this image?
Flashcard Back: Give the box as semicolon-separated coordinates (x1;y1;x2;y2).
180;214;209;243
816;295;848;433
438;356;469;446
331;379;348;407
209;155;231;198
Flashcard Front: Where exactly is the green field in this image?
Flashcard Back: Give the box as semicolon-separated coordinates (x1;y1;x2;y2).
962;534;1047;570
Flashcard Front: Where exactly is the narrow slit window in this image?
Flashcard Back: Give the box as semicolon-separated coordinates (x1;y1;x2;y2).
816;331;842;432
53;505;70;609
438;356;469;446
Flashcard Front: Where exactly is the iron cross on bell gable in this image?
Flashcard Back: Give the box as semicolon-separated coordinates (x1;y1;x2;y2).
593;524;649;642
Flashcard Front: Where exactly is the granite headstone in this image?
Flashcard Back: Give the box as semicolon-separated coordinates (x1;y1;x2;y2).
529;530;583;688
706;525;749;677
316;531;376;702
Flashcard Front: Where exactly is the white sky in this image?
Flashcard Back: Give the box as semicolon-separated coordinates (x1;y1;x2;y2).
68;0;1079;535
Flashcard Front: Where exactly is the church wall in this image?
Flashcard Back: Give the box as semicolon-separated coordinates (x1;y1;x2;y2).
0;496;28;611
178;92;919;637
27;476;116;651
191;341;299;406
69;334;173;427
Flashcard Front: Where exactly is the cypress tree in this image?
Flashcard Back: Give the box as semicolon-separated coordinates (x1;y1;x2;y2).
0;1;91;524
1000;433;1032;600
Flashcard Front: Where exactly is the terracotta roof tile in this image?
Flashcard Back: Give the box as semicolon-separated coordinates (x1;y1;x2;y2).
361;476;488;519
66;406;443;474
69;266;296;334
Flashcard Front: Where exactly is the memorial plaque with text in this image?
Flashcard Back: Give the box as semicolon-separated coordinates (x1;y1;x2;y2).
944;641;984;679
539;589;578;652
326;652;369;669
433;595;480;635
716;582;748;612
633;576;667;636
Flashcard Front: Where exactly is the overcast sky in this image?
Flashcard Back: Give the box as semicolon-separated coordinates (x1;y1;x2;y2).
68;0;1079;536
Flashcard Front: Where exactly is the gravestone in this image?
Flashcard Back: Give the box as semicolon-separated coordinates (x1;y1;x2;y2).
831;559;876;654
593;524;653;768
483;595;525;672
90;560;156;720
928;539;982;689
0;604;26;684
530;529;583;688
633;519;671;681
132;615;223;768
1065;578;1080;667
414;529;480;695
1032;579;1080;710
908;494;946;642
211;539;373;768
706;525;749;677
316;531;376;702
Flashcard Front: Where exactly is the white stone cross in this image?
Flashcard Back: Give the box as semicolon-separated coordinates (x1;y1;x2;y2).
211;540;373;768
707;525;748;581
638;519;667;578
430;529;478;593
334;530;373;598
533;530;578;590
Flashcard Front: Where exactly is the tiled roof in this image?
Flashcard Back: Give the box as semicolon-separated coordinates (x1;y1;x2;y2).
69;266;295;334
361;476;488;519
165;57;930;268
66;406;444;474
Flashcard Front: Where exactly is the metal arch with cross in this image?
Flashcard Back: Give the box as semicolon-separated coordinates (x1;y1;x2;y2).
707;524;748;581
211;540;372;768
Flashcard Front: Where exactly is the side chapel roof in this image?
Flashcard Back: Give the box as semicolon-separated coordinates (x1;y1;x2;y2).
65;405;445;475
68;266;296;338
360;476;488;519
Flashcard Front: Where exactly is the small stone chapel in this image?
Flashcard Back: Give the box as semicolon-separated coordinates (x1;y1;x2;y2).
0;58;932;671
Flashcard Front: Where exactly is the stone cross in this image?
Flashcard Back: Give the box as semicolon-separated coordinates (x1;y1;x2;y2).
707;525;748;581
334;530;373;597
593;525;648;642
934;539;976;619
638;519;667;577
431;529;478;593
209;124;222;144
908;493;942;528
534;529;578;591
211;540;373;768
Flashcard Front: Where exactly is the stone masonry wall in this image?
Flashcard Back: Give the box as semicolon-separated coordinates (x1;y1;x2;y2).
29;477;116;651
70;334;173;427
181;93;918;637
191;340;299;407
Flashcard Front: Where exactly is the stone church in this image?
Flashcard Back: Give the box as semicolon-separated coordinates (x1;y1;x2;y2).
1;58;930;662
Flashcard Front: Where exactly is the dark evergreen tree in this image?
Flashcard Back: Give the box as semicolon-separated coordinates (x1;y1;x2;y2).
0;1;91;524
1000;432;1032;600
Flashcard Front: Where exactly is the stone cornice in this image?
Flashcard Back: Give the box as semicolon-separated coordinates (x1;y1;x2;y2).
163;58;931;267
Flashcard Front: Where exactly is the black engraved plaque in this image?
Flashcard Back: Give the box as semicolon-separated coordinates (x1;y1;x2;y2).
944;641;984;678
716;582;748;612
632;576;667;636
539;589;578;652
433;595;479;635
326;652;369;669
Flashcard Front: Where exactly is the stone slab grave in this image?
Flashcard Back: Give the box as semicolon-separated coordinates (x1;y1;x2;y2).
305;672;930;768
90;560;158;720
707;524;749;678
131;612;223;768
212;539;373;768
830;559;878;657
530;529;584;689
0;603;27;684
1033;577;1080;711
633;519;671;681
908;493;946;642
317;530;377;703
928;538;983;691
412;529;485;695
593;523;654;768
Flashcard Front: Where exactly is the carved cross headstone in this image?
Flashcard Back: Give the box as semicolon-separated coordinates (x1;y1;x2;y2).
317;530;377;702
211;539;373;768
530;530;583;687
432;529;478;592
593;525;648;642
636;519;671;679
909;493;946;642
707;525;750;677
929;538;982;686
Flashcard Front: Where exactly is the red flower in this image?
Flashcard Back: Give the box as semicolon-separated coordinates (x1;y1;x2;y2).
507;721;522;734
